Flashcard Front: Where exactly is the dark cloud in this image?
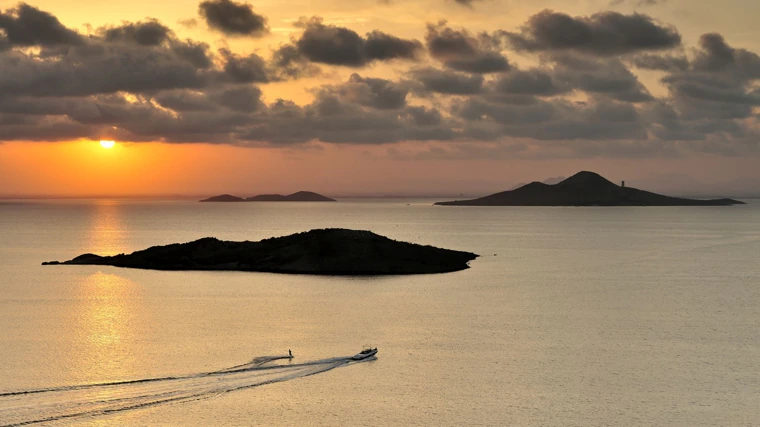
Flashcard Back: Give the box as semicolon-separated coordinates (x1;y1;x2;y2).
0;45;210;98
632;53;689;71
504;10;681;56
451;0;483;8
364;30;422;61
171;40;214;69
270;44;321;79
219;48;269;83
551;55;654;102
322;74;409;110
410;67;484;95
692;33;760;79
454;97;646;141
405;106;443;126
296;19;364;66
211;86;265;112
610;0;667;6
238;93;457;145
425;22;509;73
0;2;84;46
101;20;172;46
294;18;422;67
491;69;566;97
662;74;760;109
98;20;214;69
154;90;217;112
198;0;269;37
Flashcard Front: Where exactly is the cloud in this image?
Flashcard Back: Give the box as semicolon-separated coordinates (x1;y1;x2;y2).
270;44;321;79
490;68;566;97
504;10;681;56
631;53;689;71
451;0;483;9
219;48;270;83
409;67;484;94
198;0;269;37
454;96;647;141
0;45;211;97
293;17;422;67
610;0;668;7
692;33;760;79
321;74;410;110
100;20;172;46
0;3;758;159
211;86;265;112
0;2;84;46
425;21;510;73
178;18;198;29
550;54;654;102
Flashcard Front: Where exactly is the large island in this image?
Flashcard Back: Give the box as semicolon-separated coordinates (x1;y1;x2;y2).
200;191;335;202
435;171;744;206
42;229;478;275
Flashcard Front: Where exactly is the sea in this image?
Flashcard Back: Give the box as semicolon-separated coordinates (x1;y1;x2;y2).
0;198;758;426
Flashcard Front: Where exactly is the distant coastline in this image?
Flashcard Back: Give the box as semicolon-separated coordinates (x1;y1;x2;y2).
200;191;336;202
435;171;745;207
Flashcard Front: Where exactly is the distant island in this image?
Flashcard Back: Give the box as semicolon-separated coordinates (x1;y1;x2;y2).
246;191;336;202
42;229;478;275
200;194;245;202
200;191;335;202
435;171;745;207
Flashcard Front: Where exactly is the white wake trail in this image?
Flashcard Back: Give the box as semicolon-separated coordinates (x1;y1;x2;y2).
0;354;373;426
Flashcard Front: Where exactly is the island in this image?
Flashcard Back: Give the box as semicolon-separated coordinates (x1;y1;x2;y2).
199;194;245;202
435;171;745;207
246;191;336;202
200;191;335;202
42;229;478;275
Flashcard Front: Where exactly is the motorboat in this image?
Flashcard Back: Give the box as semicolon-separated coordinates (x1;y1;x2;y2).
351;347;378;360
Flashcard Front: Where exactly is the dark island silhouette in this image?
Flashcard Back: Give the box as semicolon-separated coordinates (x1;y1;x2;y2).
200;194;245;202
200;191;335;202
435;171;745;207
42;229;478;275
247;191;336;202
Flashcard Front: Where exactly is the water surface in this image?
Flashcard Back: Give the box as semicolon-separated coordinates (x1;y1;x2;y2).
0;199;758;425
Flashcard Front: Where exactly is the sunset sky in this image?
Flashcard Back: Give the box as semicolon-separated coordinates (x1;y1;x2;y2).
1;0;759;196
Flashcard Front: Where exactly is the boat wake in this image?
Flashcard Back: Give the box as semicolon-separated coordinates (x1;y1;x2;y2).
0;354;374;426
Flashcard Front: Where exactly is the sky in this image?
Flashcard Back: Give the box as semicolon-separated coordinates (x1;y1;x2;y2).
0;0;758;197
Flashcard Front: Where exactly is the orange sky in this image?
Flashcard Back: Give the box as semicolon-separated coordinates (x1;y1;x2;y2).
1;140;757;197
1;0;759;197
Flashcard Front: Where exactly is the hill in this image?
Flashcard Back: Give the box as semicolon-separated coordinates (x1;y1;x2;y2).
435;171;745;206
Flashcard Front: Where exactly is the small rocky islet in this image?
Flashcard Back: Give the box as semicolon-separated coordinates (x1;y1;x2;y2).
42;229;478;275
200;191;335;202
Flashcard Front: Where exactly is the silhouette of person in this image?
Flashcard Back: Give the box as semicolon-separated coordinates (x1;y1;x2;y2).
288;349;292;357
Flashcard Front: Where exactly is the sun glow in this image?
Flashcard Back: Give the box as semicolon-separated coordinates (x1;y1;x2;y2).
100;140;116;149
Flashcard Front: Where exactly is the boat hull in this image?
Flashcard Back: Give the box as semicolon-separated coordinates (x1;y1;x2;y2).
351;348;378;360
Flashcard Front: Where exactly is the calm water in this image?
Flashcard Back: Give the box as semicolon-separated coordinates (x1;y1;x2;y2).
0;199;758;426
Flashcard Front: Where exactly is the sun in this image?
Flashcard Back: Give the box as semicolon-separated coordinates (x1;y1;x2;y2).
99;140;116;149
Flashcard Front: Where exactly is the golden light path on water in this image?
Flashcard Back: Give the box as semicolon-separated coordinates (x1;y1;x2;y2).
0;354;374;426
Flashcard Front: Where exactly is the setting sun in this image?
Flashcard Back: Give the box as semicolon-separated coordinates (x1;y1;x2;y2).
99;140;116;149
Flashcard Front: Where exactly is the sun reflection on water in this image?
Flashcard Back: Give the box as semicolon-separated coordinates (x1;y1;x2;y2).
85;200;127;257
71;272;142;383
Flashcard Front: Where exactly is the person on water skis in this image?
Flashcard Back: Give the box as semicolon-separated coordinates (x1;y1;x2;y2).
288;349;292;357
